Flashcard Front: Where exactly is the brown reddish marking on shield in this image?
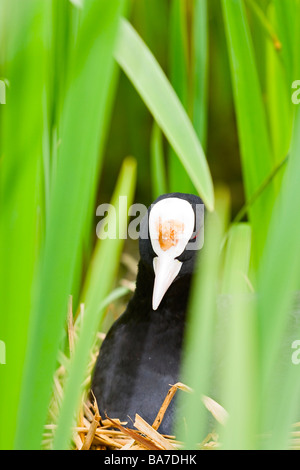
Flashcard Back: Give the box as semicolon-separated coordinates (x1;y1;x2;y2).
156;218;185;251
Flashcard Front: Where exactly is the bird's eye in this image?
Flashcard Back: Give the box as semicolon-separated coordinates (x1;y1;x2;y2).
191;231;199;241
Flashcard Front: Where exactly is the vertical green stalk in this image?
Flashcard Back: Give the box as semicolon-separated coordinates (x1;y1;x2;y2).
221;0;275;262
258;108;300;448
192;0;208;150
0;0;50;449
150;122;168;199
265;2;293;192
219;224;257;450
168;0;194;193
272;0;295;86
53;157;136;450
15;0;127;449
175;191;229;449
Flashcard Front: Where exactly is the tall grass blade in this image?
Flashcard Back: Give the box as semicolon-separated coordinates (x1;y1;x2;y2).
219;224;257;449
150;122;168;199
175;190;229;449
258;107;300;448
53;157;136;450
192;0;208;150
221;224;252;295
0;0;50;449
245;0;281;51
221;0;275;260
265;3;292;194
273;0;295;86
15;0;127;449
168;0;194;193
293;0;300;80
115;18;214;211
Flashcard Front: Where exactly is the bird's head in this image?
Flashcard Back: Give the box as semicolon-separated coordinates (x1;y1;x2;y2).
139;193;205;310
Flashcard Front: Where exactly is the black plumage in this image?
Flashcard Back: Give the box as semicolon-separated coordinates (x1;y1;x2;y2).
91;193;204;434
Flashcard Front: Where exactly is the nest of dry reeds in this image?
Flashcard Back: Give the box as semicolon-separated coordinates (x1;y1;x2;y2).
68;383;223;451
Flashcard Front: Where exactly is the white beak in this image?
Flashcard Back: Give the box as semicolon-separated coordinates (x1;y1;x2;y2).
152;255;182;310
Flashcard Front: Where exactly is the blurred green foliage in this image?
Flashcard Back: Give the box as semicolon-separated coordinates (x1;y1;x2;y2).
104;0;242;212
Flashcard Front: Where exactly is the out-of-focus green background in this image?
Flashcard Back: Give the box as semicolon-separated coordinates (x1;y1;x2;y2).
103;0;242;212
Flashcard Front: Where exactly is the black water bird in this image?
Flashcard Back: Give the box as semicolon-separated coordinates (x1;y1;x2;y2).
91;193;205;434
